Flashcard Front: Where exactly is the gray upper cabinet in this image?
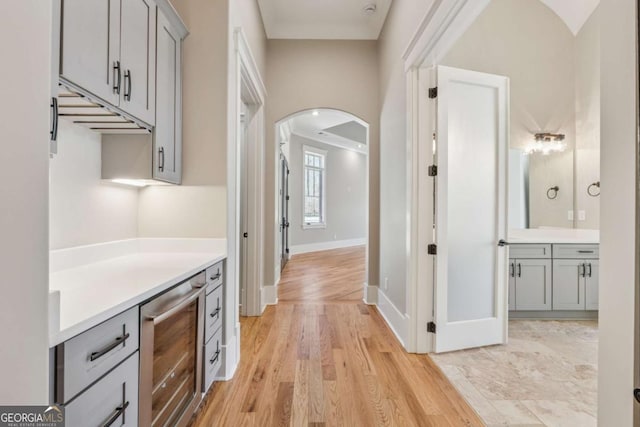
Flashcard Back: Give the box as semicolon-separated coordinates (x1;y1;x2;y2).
153;8;186;184
512;259;552;311
60;0;156;126
60;0;121;106
120;0;156;125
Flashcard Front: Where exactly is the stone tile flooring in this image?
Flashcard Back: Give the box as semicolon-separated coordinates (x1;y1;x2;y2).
430;320;598;427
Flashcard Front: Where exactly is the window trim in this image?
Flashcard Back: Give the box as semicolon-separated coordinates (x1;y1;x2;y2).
302;145;327;229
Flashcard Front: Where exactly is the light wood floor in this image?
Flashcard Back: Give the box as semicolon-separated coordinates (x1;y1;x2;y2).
192;248;483;426
278;246;365;302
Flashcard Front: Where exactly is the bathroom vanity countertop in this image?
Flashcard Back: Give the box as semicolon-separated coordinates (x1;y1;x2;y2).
508;228;599;244
48;238;227;347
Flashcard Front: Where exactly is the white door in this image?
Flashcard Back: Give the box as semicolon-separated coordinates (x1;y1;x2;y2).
433;66;509;353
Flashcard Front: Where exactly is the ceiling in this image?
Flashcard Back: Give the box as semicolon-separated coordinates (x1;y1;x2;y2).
539;0;600;35
285;110;368;154
257;0;392;40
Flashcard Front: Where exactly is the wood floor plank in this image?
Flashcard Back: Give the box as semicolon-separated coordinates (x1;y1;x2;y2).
191;248;484;427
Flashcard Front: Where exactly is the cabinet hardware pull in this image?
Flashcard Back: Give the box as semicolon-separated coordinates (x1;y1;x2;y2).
579;263;586;278
210;306;221;319
101;400;130;427
90;330;130;361
158;147;165;172
578;250;594;254
210;349;220;365
517;264;522;278
146;286;205;324
210;272;221;281
124;70;132;101
587;263;592;277
509;263;514;278
113;61;121;94
50;97;58;142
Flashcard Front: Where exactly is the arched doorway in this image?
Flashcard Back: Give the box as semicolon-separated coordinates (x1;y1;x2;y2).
272;108;370;302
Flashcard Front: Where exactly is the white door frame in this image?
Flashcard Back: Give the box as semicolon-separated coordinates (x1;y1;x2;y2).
272;109;371;301
402;0;491;353
228;28;266;337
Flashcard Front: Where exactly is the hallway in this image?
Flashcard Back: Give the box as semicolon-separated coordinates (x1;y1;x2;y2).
192;248;483;426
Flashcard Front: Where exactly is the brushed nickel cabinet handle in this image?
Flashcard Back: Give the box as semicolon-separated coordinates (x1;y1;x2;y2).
90;329;130;361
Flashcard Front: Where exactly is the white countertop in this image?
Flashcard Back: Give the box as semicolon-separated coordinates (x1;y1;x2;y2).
49;238;226;347
508;228;599;244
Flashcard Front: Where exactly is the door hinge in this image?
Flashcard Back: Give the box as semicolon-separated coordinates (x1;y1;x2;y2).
429;87;438;98
243;232;248;238
428;165;437;177
286;195;290;201
428;244;437;255
427;322;437;333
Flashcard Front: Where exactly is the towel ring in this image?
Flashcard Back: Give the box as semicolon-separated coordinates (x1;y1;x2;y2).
588;181;600;197
546;186;559;200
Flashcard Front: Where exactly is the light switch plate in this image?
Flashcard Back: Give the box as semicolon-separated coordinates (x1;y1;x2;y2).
578;210;586;221
568;210;574;221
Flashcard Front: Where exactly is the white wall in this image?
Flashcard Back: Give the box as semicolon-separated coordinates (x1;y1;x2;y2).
266;39;379;288
378;0;435;314
288;134;367;250
598;0;637;424
0;0;50;404
575;7;601;230
50;120;139;249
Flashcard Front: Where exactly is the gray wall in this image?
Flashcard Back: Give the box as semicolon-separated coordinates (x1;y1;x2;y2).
598;0;637;423
289;134;367;249
265;39;379;287
378;0;435;314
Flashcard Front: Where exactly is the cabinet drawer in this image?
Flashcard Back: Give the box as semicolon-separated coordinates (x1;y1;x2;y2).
205;284;223;343
553;244;599;259
509;244;551;259
65;352;139;427
56;307;139;403
203;327;222;393
206;261;224;292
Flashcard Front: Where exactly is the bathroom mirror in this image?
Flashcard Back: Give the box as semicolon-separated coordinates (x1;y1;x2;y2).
440;0;601;231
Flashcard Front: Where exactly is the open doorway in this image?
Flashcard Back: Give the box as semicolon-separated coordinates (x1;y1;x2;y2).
413;1;601;425
274;109;370;302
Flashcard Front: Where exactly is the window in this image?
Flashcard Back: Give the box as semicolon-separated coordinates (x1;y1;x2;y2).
303;146;326;228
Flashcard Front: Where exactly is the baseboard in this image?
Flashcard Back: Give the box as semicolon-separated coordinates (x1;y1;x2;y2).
363;283;378;305
376;290;409;348
290;238;366;255
261;284;278;307
218;323;240;381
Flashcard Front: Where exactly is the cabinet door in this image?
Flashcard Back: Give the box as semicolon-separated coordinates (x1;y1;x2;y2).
65;352;139;427
585;260;599;310
552;259;585;310
60;0;120;105
514;259;552;310
508;259;516;310
153;11;182;184
120;0;156;125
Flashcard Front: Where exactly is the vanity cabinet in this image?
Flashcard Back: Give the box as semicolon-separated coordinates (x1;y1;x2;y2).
553;258;599;310
153;9;185;184
60;0;157;125
509;258;552;311
509;243;599;315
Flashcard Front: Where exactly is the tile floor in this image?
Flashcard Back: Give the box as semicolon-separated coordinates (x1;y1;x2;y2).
430;320;598;427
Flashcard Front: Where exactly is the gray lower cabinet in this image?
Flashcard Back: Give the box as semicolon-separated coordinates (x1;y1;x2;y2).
509;258;552;311
553;258;599;310
65;352;139;427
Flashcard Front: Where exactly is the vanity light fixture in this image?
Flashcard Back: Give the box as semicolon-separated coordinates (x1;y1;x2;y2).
525;133;566;155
